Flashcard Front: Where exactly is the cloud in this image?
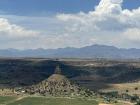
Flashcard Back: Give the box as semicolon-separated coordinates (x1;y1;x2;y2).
0;18;39;39
123;28;140;41
0;0;140;49
55;0;140;48
57;0;140;31
95;0;123;14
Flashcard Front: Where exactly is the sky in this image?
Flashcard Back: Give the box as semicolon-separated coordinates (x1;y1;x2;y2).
0;0;140;49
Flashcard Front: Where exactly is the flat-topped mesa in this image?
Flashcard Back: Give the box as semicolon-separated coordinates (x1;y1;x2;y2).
54;65;62;74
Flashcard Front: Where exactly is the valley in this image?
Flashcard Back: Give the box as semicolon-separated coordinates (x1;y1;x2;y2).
0;58;140;105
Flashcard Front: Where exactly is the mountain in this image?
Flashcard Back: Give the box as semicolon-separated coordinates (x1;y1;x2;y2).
0;45;140;59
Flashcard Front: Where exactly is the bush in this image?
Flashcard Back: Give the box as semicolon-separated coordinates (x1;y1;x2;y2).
126;90;129;92
135;87;138;90
135;101;140;105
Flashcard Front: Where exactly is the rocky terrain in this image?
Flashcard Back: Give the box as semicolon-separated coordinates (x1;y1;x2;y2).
23;66;93;97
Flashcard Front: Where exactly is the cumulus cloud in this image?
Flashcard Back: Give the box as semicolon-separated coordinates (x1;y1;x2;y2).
95;0;123;14
0;0;140;49
57;0;140;45
0;18;39;39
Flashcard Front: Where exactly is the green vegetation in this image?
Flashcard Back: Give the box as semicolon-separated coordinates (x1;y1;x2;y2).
135;101;140;105
0;96;17;104
5;97;98;105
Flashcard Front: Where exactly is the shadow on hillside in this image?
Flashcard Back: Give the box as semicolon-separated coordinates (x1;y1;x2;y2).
0;59;140;91
0;59;89;88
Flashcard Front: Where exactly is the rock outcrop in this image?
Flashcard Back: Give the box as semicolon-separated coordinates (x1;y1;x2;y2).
24;66;92;97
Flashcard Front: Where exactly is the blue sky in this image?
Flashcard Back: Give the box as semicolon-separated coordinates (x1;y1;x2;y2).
0;0;140;49
0;0;139;15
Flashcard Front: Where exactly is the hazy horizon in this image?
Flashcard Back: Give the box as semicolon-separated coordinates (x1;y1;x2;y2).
1;44;140;50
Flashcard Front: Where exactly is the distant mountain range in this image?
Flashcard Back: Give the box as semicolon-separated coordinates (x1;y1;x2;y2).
0;45;140;59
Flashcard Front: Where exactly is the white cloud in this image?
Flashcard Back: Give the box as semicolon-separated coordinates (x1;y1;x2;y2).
95;0;123;14
0;0;140;49
55;0;140;48
123;28;140;41
0;18;39;39
57;0;140;32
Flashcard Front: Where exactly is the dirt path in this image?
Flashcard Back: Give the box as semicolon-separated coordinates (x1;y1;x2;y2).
14;96;25;101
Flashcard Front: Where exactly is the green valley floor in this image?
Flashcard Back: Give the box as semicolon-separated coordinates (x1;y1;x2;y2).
0;96;133;105
0;96;98;105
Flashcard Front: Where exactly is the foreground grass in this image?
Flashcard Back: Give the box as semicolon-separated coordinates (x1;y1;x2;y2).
0;96;17;104
0;96;98;105
0;96;133;105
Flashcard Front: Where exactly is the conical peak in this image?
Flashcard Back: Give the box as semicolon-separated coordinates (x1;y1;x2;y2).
54;65;62;74
47;74;68;82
